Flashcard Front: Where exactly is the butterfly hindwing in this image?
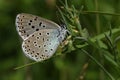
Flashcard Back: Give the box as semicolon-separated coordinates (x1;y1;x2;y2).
22;29;60;61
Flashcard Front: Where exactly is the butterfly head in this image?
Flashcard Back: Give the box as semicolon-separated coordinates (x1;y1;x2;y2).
58;24;67;42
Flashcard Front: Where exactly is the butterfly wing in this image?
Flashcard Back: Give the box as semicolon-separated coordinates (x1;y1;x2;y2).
16;13;60;40
22;29;60;61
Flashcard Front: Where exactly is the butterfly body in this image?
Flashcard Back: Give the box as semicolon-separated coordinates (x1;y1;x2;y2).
16;13;66;61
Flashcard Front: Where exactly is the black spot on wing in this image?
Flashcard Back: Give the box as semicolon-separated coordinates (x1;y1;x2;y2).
39;22;42;26
30;20;32;22
36;28;39;31
28;23;31;25
34;17;38;21
43;25;45;28
31;26;35;29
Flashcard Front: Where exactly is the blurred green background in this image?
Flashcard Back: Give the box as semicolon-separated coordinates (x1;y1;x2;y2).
0;0;120;80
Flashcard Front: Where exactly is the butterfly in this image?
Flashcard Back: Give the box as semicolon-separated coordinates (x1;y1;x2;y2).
16;13;67;62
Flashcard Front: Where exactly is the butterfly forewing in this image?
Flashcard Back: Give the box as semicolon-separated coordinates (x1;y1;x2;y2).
16;13;60;40
22;29;60;61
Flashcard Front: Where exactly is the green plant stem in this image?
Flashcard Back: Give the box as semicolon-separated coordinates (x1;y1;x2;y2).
76;28;120;48
81;11;120;16
94;0;101;34
14;61;40;70
81;49;115;80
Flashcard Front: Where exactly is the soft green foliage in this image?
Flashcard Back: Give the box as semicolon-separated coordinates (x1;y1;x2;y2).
0;0;120;80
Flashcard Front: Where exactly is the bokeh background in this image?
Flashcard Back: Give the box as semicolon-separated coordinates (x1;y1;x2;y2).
0;0;120;80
